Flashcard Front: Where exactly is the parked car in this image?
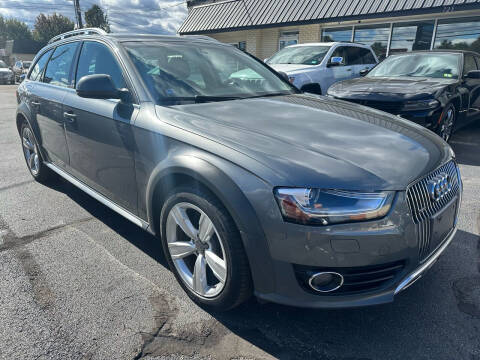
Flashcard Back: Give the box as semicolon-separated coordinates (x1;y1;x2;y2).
0;60;15;84
328;50;480;142
17;29;462;311
13;60;32;83
266;42;378;94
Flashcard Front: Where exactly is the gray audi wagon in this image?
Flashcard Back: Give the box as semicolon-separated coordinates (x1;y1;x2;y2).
16;28;462;310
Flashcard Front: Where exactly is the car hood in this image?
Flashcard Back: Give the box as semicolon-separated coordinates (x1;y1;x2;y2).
268;63;316;74
329;76;454;98
164;94;451;190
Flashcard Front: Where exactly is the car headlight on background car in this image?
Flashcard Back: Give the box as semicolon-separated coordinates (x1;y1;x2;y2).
402;99;440;111
274;188;395;226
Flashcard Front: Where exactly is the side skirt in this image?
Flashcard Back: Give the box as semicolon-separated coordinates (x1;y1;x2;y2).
45;162;150;231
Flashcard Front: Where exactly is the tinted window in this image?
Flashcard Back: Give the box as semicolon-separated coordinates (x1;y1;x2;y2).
464;55;478;75
346;47;376;65
322;27;352;42
390;21;434;53
76;41;126;89
29;49;53;81
43;43;78;87
353;24;390;60
435;17;480;52
330;47;347;65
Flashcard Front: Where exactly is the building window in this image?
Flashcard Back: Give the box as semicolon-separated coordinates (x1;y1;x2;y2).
434;17;480;53
322;27;352;42
279;31;299;50
390;21;435;54
353;24;390;60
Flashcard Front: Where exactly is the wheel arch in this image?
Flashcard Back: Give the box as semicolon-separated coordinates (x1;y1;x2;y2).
300;83;322;95
145;154;275;294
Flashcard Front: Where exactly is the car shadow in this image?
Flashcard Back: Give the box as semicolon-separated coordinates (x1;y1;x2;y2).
451;120;480;166
40;177;480;359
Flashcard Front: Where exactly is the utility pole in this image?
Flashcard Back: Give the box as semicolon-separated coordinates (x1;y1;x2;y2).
73;0;83;29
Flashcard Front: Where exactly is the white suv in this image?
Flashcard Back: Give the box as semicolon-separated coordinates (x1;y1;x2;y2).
266;42;378;95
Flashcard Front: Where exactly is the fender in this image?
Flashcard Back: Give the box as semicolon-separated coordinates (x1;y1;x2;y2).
16;102;49;161
144;153;276;294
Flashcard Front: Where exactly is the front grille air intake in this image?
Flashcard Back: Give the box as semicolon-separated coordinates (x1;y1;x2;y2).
406;161;460;260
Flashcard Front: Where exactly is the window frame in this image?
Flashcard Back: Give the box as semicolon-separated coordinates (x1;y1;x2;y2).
42;41;81;88
72;39;139;104
27;48;54;82
463;54;478;76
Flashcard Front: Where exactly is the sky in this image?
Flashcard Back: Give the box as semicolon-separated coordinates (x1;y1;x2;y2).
0;0;188;34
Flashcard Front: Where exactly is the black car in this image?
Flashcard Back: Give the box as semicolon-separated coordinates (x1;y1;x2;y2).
327;50;480;142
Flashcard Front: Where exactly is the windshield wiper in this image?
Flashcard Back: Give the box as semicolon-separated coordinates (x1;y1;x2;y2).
160;95;242;104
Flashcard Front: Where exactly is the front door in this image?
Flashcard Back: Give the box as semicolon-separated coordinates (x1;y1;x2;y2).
35;42;79;167
63;41;138;213
323;46;355;92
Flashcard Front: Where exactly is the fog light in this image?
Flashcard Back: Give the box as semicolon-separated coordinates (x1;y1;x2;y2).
308;272;344;293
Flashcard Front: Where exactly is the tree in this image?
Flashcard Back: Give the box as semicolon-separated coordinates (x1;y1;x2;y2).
33;13;74;45
84;5;110;32
0;15;32;42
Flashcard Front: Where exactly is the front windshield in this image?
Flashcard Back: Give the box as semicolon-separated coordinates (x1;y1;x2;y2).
123;41;296;105
0;60;7;68
267;46;330;65
368;53;461;79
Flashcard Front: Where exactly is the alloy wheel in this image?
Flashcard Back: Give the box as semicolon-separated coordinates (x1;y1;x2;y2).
440;108;454;142
22;127;40;176
165;202;227;298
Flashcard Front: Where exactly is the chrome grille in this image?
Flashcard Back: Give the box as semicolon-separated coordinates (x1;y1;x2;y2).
406;161;460;260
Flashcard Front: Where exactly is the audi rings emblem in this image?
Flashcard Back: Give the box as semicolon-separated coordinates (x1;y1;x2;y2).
427;172;452;202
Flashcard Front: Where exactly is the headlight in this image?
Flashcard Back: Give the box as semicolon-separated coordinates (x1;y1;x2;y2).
274;188;395;226
402;99;440;111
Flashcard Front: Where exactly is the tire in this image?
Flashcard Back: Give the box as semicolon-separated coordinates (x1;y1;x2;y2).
20;120;55;183
160;186;252;311
436;104;456;143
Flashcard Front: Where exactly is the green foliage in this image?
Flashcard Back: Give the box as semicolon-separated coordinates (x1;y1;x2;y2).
33;13;74;46
84;5;110;33
0;15;32;42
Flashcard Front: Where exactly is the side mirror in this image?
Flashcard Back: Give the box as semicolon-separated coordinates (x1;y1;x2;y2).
328;56;344;67
278;71;290;82
360;68;370;77
76;74;129;101
465;70;480;79
19;74;26;83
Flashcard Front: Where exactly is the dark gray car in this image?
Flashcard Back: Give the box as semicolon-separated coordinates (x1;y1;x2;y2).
16;28;462;311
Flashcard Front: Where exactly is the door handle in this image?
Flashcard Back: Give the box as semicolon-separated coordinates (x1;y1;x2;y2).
63;111;77;122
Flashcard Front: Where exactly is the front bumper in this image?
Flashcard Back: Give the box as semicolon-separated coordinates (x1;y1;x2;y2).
245;166;461;308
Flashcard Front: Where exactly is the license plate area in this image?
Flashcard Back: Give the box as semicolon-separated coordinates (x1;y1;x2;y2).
429;198;458;254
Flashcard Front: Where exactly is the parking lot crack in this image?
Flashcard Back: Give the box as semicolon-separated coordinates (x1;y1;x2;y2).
0;216;94;252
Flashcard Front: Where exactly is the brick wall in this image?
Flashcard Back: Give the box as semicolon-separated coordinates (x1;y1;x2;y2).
208;23;321;59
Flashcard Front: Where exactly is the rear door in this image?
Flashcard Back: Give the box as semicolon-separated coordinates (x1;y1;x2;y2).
349;47;377;76
34;42;79;167
63;40;138;213
323;46;355;91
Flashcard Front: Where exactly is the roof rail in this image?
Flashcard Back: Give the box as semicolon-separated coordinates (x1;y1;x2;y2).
179;35;220;42
48;28;107;44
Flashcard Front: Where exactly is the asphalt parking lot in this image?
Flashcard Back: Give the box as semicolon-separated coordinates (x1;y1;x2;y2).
0;84;479;360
